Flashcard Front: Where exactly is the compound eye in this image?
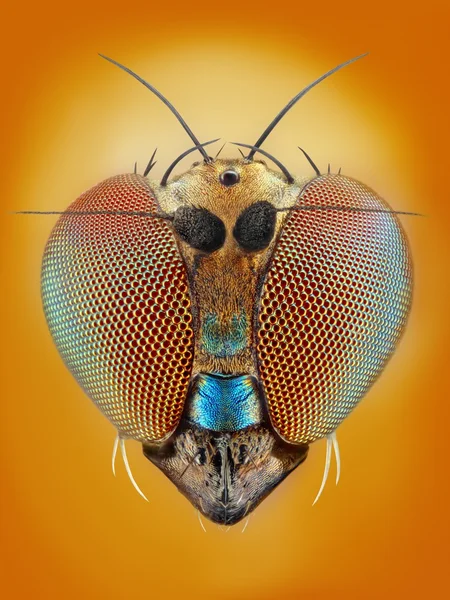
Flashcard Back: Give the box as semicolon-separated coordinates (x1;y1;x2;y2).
220;170;240;187
256;175;412;445
233;201;277;251
173;206;226;253
41;174;194;443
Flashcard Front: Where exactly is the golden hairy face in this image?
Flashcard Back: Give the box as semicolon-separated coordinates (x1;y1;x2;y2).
154;159;311;376
156;158;308;220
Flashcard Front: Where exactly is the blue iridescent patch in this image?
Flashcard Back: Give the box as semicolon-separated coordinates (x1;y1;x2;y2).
200;311;247;358
186;373;262;432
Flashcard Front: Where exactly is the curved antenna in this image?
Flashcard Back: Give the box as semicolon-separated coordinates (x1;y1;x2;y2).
232;142;294;184
160;139;219;186
248;53;368;159
99;54;210;162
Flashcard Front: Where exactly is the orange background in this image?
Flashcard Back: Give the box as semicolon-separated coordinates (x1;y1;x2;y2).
2;1;449;599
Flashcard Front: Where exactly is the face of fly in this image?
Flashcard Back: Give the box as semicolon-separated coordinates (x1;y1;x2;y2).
40;55;412;526
143;159;311;525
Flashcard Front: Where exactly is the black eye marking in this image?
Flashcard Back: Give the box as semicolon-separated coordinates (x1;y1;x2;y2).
173;206;226;253
220;170;240;187
233;201;277;252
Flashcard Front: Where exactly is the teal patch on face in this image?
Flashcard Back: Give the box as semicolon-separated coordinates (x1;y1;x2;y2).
186;373;262;432
201;311;247;358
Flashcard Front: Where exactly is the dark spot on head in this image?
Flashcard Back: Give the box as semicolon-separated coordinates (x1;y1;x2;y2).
197;447;207;465
238;444;248;464
173;206;226;253
220;170;240;187
233;201;277;252
227;446;235;476
212;450;222;473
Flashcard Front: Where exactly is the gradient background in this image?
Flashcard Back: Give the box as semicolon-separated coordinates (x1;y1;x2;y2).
2;1;449;598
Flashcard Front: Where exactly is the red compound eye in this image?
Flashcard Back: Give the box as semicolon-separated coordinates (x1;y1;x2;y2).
41;174;194;442
257;175;412;445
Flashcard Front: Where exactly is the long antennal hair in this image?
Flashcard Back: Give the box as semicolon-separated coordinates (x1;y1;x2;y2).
232;142;295;183
298;147;321;176
13;209;173;219
143;148;158;176
99;55;211;162
247;53;367;160
160;140;219;186
280;205;423;216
